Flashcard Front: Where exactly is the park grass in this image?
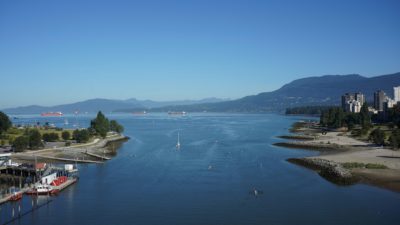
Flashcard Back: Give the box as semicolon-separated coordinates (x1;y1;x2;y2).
0;127;75;146
342;162;387;169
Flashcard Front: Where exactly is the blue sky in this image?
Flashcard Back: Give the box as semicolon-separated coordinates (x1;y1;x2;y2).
1;0;399;108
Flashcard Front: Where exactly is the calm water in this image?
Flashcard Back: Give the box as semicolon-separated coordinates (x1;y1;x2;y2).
2;113;400;225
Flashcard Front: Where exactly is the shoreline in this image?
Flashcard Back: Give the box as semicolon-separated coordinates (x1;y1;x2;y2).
11;134;129;164
277;124;400;193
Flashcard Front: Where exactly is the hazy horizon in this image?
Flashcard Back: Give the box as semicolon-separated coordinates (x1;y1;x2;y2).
1;0;400;108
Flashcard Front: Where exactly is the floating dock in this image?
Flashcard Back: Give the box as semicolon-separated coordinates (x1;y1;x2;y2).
53;178;78;192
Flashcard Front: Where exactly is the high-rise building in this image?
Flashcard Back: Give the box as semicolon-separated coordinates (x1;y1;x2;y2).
374;90;386;111
341;93;354;112
394;86;400;103
341;92;364;113
355;92;365;104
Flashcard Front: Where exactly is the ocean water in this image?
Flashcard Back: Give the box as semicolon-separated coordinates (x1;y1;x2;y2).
2;113;400;225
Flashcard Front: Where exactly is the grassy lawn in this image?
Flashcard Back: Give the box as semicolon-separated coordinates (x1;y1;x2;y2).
0;127;75;146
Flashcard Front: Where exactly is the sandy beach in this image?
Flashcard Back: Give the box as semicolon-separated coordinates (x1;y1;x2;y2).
279;125;400;192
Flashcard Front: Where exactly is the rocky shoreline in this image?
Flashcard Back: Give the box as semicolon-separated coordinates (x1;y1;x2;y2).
277;121;400;193
287;158;357;185
273;142;347;151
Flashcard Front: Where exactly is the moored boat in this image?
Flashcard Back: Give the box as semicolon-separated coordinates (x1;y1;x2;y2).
26;184;59;195
9;191;23;201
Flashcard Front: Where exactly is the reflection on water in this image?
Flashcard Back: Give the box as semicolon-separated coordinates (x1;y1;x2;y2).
2;113;400;225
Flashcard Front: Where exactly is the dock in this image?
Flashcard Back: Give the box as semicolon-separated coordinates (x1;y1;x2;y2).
53;178;78;192
84;152;111;160
12;154;104;164
0;187;29;205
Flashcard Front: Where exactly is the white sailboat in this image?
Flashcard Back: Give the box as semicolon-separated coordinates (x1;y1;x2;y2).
176;132;181;149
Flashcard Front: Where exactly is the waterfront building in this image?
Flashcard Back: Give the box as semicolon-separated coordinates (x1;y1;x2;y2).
394;86;400;103
341;92;364;113
341;93;354;111
374;90;386;111
384;97;396;110
355;92;365;104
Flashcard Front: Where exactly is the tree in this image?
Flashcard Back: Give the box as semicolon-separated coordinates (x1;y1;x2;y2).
0;111;12;135
389;129;400;150
42;132;59;142
369;128;385;146
28;129;43;149
12;136;29;152
360;103;372;130
73;129;90;143
110;120;124;133
62;131;71;141
320;107;345;128
387;104;400;128
90;111;110;138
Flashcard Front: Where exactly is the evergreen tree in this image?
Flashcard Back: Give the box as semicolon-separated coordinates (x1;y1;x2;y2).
90;111;110;138
0;111;12;135
110;120;124;133
360;103;372;129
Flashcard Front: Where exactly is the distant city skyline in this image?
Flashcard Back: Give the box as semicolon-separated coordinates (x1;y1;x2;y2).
1;0;400;108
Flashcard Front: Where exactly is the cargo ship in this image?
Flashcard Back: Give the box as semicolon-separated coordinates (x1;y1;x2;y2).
41;112;63;117
132;111;147;115
168;111;187;115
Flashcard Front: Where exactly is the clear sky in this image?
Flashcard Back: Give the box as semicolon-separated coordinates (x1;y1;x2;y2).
1;0;399;108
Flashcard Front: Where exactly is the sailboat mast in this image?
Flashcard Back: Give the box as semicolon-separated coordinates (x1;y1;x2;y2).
176;132;181;149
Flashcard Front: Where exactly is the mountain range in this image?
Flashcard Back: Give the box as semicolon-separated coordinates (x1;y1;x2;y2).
149;72;400;113
2;98;228;114
3;72;400;114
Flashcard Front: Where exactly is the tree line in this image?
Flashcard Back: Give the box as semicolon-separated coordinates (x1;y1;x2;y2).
285;106;334;115
319;103;400;149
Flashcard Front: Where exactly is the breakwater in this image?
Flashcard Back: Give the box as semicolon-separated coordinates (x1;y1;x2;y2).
287;158;358;185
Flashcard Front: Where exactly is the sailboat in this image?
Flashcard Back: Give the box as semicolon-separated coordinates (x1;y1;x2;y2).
176;132;181;149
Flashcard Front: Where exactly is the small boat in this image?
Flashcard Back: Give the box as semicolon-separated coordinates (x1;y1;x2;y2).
26;184;59;195
249;188;263;197
176;132;181;149
9;191;23;201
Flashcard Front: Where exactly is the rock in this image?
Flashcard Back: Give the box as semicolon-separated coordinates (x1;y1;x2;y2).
287;158;357;185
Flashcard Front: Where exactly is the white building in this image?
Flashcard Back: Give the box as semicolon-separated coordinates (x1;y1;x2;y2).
345;99;362;113
394;86;400;103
